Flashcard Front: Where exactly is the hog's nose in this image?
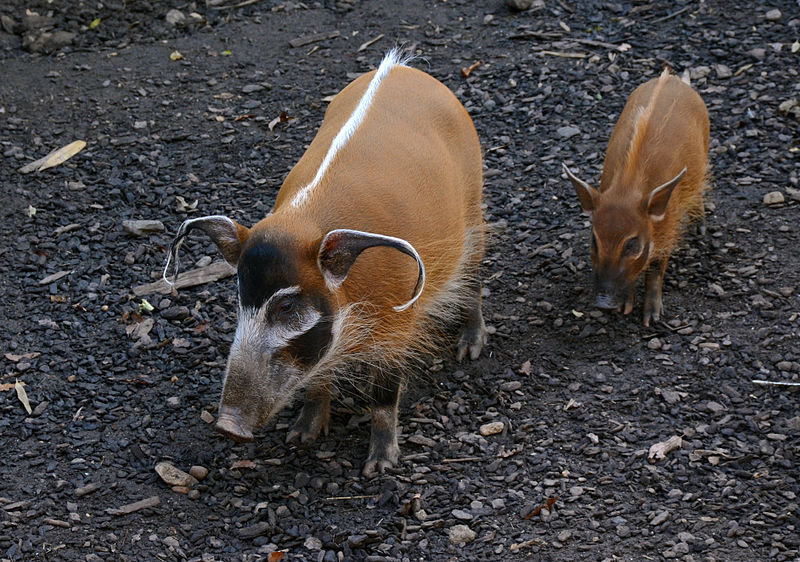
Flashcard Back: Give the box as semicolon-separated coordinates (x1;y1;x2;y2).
593;293;619;310
215;406;254;443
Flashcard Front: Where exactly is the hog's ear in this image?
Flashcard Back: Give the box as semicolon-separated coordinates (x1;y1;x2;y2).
563;163;599;212
647;167;686;221
163;215;250;284
317;228;426;312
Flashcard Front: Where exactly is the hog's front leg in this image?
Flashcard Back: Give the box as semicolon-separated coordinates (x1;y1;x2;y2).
643;258;669;327
286;383;330;445
362;373;402;477
456;280;488;362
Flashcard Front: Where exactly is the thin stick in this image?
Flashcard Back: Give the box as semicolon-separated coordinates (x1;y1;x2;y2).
650;5;692;24
325;494;379;501
538;50;586;59
211;0;266;9
441;456;484;464
752;380;800;387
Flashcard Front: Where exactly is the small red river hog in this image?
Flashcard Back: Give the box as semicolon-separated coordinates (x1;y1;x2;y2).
163;50;487;476
562;68;710;326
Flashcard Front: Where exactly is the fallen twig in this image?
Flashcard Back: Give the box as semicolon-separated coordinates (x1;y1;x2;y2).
357;33;384;53
649;5;693;24
537;50;587;59
324;494;379;501
210;0;266;9
106;495;160;516
752;380;800;387
441;456;484;463
289;31;340;49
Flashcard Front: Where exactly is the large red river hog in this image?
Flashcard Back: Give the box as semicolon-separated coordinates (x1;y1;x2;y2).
164;50;487;476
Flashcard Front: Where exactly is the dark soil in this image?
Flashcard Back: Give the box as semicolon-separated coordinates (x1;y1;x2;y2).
2;0;799;560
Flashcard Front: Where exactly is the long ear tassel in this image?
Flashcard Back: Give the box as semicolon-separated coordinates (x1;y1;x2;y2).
162;221;190;286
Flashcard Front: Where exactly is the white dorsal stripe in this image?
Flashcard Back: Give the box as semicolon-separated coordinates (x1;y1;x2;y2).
290;49;408;208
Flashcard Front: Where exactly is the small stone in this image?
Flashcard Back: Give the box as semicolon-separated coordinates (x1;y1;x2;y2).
715;64;732;78
275;505;290;517
200;410;215;424
765;8;781;21
155;461;199;488
187;489;200;500
452;509;473;521
448;524;476;545
242;84;264;93
304;536;323;550
616;525;631;537
134;120;147;129
569;486;584;497
479;421;504;436
491;498;506;509
189;466;208;480
763;191;784;205
166;9;186;25
706;401;726;414
650;510;669;525
557;125;580;139
505;0;544;10
557;530;572;542
163;537;181;549
647;338;662;350
167;396;180;408
161;306;190;321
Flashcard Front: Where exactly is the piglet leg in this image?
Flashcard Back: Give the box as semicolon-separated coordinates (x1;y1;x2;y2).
362;374;402;477
643;258;669;327
286;383;330;445
456;282;488;362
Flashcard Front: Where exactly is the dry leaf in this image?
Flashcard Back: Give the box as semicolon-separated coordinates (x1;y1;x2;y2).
1;382;17;392
230;459;257;470
524;497;557;520
268;111;293;131
648;435;682;461
170;50;184;61
518;360;532;375
461;60;482;78
39;141;87;173
15;379;32;414
89;18;101;29
268;552;285;562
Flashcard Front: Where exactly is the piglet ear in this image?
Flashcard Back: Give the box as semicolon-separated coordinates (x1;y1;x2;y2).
163;215;250;285
647;167;686;221
563;163;600;212
317;228;426;312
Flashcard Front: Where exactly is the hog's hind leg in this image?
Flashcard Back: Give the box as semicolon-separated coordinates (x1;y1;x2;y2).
456;280;488;362
286;383;330;445
362;372;402;477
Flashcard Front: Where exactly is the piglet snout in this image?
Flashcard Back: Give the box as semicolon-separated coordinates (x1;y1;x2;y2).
215;406;254;442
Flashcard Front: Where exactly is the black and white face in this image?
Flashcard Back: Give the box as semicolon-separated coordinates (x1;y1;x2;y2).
215;240;334;442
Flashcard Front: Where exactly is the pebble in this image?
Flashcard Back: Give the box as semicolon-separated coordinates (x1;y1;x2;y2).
650;511;669;525
167;396;180;408
452;509;473;520
448;524;476;545
200;410;215;424
763;191;784;205
479;421;505;436
505;0;543;10
304;537;323;550
765;8;781;21
165;9;186;25
557;125;580;139
189;466;208;480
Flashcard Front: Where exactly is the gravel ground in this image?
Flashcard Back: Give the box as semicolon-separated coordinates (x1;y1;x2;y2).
1;0;799;560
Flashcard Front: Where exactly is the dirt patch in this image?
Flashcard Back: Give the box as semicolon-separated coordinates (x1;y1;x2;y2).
1;0;799;560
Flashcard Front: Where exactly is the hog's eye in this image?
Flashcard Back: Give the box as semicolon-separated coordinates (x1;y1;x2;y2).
622;237;641;257
271;296;299;322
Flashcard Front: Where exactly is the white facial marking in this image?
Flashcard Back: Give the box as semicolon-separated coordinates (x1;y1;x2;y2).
232;286;321;354
291;49;408;208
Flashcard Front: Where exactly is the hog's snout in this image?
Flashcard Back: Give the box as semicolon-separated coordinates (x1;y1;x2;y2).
593;292;620;310
215;406;254;443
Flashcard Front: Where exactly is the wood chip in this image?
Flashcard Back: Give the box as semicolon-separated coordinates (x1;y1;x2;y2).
106;495;160;516
39;270;72;285
648;435;682;461
133;260;235;296
74;482;102;497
